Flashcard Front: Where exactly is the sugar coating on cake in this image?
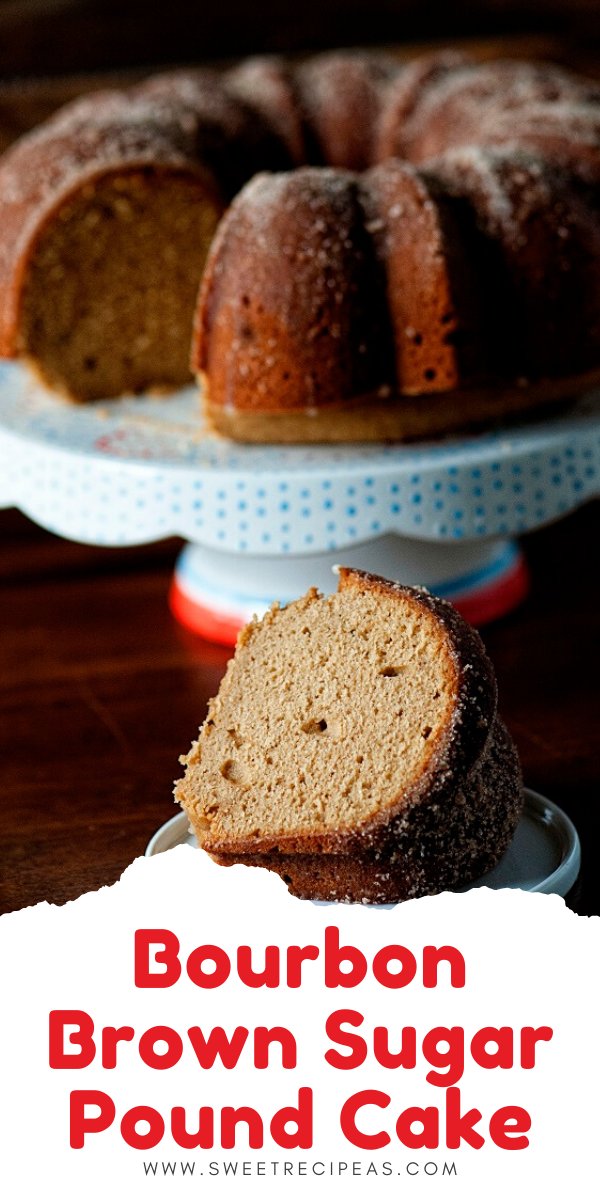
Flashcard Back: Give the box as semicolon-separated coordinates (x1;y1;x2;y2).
428;145;600;379
193;50;600;440
361;159;489;394
227;56;307;166
0;90;229;394
194;167;392;411
0;93;219;297
135;68;295;194
296;50;401;171
375;49;475;161
385;57;600;174
3;47;600;420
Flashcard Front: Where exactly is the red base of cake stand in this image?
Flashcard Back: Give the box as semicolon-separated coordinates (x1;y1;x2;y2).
169;537;530;647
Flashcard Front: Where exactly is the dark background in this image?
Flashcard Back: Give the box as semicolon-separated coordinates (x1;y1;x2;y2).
1;0;600;77
0;1;598;917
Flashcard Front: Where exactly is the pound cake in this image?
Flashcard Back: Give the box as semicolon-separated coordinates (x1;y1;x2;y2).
0;73;291;401
2;47;600;435
175;568;523;903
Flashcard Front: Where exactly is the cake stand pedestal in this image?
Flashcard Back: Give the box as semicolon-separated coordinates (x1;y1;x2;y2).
1;363;599;646
169;536;528;644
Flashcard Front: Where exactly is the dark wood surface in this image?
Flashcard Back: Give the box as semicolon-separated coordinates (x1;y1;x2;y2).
0;501;598;917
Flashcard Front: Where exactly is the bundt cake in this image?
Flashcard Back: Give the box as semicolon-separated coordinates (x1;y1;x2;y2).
295;51;400;171
226;58;307;167
194;51;600;441
376;54;600;177
2;48;600;438
175;567;523;903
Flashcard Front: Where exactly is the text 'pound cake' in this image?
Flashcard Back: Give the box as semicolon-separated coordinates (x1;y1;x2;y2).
175;568;523;903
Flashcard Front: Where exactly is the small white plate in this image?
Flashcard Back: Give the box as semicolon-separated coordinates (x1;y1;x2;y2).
145;788;581;900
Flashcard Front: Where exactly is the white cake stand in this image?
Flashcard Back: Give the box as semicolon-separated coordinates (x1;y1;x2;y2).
1;361;599;644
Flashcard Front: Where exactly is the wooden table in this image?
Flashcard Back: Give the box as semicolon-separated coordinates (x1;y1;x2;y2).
0;500;598;916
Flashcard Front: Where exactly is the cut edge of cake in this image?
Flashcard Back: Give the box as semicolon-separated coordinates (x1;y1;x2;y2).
175;568;518;884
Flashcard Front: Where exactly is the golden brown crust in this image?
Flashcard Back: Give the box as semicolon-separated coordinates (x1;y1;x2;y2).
426;147;600;383
192;168;392;412
361;159;488;395
226;57;308;167
202;364;600;443
134;68;295;194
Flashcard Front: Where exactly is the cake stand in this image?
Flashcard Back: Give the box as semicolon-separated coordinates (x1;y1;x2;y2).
1;361;599;645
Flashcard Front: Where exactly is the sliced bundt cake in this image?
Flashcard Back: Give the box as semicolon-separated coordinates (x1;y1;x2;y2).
175;568;523;903
2;47;600;430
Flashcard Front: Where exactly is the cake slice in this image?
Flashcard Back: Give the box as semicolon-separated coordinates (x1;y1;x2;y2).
175;568;523;903
0;75;291;403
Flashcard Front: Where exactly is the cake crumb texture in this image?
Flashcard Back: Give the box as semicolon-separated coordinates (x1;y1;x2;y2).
175;569;522;901
19;168;220;400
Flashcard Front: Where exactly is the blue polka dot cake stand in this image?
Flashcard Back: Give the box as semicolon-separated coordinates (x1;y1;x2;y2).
1;362;599;644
